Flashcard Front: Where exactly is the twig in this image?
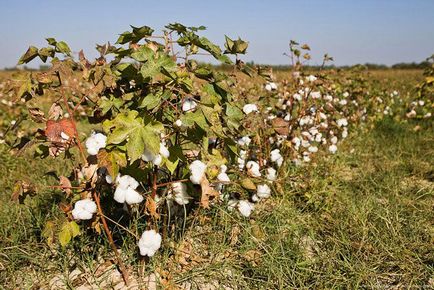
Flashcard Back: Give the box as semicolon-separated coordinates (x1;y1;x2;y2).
93;191;130;285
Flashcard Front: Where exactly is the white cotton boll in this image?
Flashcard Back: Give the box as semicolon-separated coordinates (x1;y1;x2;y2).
171;182;191;205
339;99;348;106
310;91;321;99
284;114;291;121
227;199;238;211
237;158;246;170
270;82;278;90
159;143;170;158
116;174;139;190
217;165;230;182
302;131;312;140
246;160;261;177
138;230;162;257
303;155;311;162
237;136;251;147
324;95;333;102
72;199;97;220
152;154;162;166
105;175;113;184
265;84;272;91
182;98;197;112
329;144;338;154
331;136;338;144
238;200;254;217
243;104;258;114
125;187;144;204
266;167;277;181
424;112;432;118
315;133;322;142
85;132;107;155
257;184;271;199
418;100;425;106
342;129;348;139
270;149;281;162
174;119;183;127
308;146;318;153
301;139;310;148
343;92;350;98
292;137;301;147
189;160;207;184
293;93;302;101
336;118;348;127
306;75;317;82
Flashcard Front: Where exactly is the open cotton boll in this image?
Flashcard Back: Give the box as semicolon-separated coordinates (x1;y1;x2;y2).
293;93;302;101
306;75;317;82
114;174;143;204
343;91;350;98
237;136;251;147
266;167;277;181
141;149;155;162
170;182;191;205
336;118;348;127
85;132;107;155
138;230;162;257
189;160;207;184
114;186;144;204
182;98;197;112
243;104;258;114
159;143;170;158
342;129;348;139
265;83;272;91
308;146;318;153
227;199;238;211
310;91;321;99
257;184;271;199
174;119;183;127
238;200;254;217
217;165;230;182
246;161;261;177
331;136;338;144
339;99;348;106
72;199;97;220
329;144;338;154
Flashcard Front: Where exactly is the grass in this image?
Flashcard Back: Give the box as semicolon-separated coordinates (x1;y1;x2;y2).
0;69;433;288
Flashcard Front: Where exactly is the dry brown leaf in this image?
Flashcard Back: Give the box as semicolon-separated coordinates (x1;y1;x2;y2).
271;117;289;136
199;176;219;208
28;107;46;123
48;103;63;120
145;196;160;220
59;175;72;196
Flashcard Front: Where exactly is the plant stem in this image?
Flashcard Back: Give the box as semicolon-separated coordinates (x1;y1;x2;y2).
93;191;130;285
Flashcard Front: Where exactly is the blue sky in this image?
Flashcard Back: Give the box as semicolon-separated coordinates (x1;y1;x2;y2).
1;0;433;68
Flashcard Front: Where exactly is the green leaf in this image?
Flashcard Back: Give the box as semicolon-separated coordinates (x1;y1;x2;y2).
139;93;160;110
104;111;163;162
69;221;80;237
56;41;72;56
18;46;39;64
58;224;71;247
140;53;176;80
131;46;154;62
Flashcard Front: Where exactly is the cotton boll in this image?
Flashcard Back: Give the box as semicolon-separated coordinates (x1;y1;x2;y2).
174;119;183;127
310;91;321;99
336;118;348;127
342;129;348;139
257;184;271;199
284;114;291;121
303;155;311;162
308;146;318;153
343;92;350;98
246;160;261;177
189;160;207;184
329;144;338;154
152;154;163;166
266;167;277;181
170;182;191;205
125;187;144;204
243;104;258;114
339;99;347;106
141;149;155;162
227;199;238;211
114;174;143;205
331;136;338;144
85;132;107;155
265;84;272;91
217;165;230;183
72;199;97;220
182;98;197;112
138;230;162;257
159;143;170;158
237;158;246;170
306;75;317;82
292;137;301;147
237;136;251;147
315;133;322;142
301;139;310;148
238;200;254;217
116;174;139;190
293;93;302;102
270;82;277;90
105;175;113;184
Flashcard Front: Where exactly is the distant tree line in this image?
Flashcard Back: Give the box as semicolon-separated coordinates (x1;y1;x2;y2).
2;61;431;72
